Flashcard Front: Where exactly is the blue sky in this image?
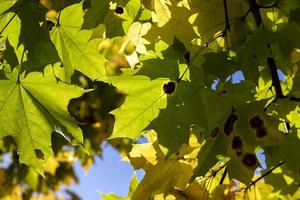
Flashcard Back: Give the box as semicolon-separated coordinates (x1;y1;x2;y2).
70;143;144;200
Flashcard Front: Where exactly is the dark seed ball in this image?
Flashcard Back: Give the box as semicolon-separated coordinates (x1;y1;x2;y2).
210;127;219;138
115;6;124;14
163;81;176;95
184;51;190;63
249;115;264;129
224;113;238;136
256;126;268;138
232;136;243;150
46;20;55;31
242;153;257;167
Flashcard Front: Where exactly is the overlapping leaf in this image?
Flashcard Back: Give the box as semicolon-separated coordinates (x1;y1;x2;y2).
50;2;107;82
0;1;60;72
0;65;84;174
127;131;199;200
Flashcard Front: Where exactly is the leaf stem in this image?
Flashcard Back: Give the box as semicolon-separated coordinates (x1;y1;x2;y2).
17;49;26;84
219;167;227;185
56;0;65;26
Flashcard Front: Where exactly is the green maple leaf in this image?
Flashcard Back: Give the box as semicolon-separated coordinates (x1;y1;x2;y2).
82;0;142;37
264;133;300;194
50;2;107;82
108;58;185;144
1;0;60;71
108;71;168;140
145;0;198;47
202;51;237;83
82;0;111;29
192;129;228;178
191;0;242;43
0;65;84;175
147;81;206;154
0;0;16;15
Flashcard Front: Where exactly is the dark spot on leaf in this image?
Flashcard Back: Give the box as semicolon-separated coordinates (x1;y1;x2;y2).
224;113;238;136
35;149;44;160
222;90;227;93
163;81;176;95
184;52;190;63
232;136;243;150
256;126;268;138
116;144;121;149
236;151;242;157
210;127;219;137
242;153;257;167
75;105;80;111
249;115;264;129
46;20;55;31
176;152;180;155
115;6;124;14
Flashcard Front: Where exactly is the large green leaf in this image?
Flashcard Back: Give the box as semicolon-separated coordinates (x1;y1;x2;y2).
108;71;168;139
2;0;60;71
50;2;107;82
147;81;206;154
108;57;183;141
0;65;84;174
81;0;111;29
0;0;16;15
144;0;198;47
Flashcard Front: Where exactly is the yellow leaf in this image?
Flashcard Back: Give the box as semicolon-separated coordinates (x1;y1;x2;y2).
128;132;200;200
43;156;59;175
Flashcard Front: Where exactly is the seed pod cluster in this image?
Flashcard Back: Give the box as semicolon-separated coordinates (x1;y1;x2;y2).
115;6;124;14
249;115;268;138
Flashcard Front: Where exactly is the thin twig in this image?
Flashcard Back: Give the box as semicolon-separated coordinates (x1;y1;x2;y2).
219;167;228;185
17;49;26;84
178;31;224;81
249;160;284;187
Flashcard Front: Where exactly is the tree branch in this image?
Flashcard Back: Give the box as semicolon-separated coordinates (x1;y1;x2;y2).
223;0;230;32
267;57;285;99
247;0;262;27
